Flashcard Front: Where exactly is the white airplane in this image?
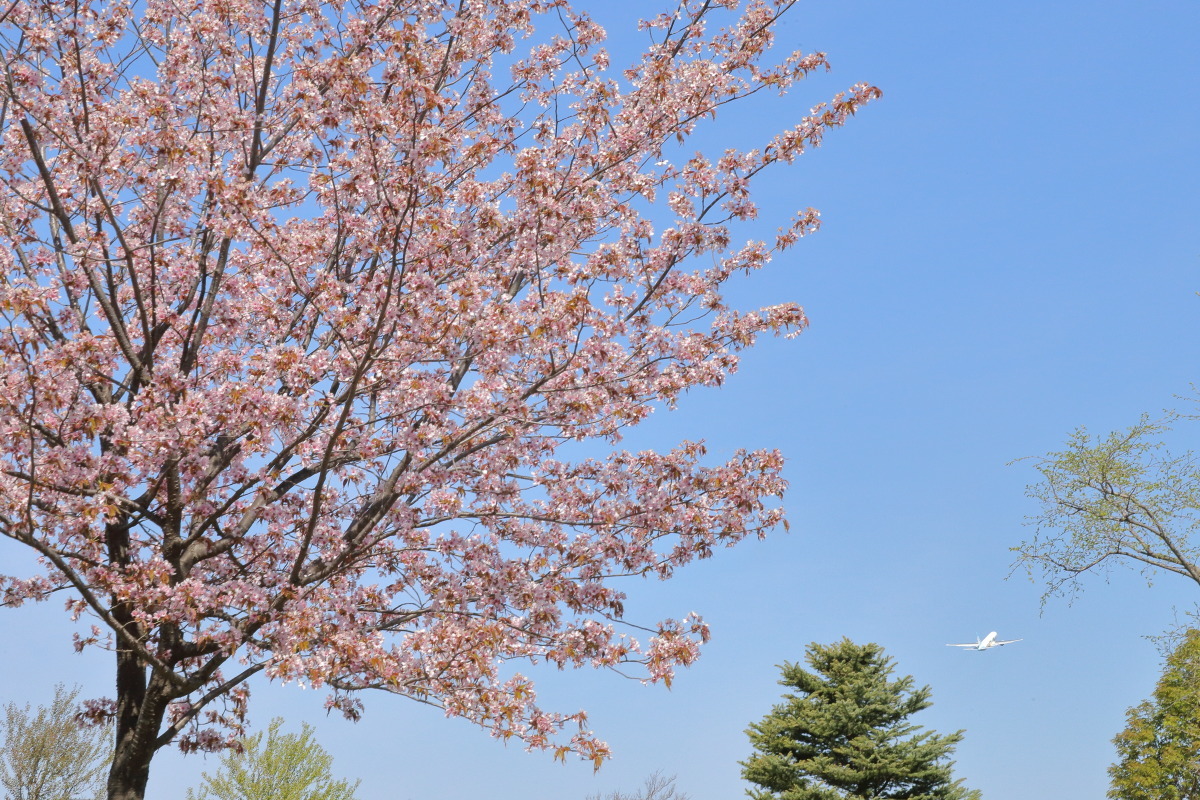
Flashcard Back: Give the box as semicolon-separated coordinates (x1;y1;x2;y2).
946;631;1021;651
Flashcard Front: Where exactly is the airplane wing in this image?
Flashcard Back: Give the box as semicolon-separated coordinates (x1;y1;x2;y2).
992;638;1022;646
946;643;979;647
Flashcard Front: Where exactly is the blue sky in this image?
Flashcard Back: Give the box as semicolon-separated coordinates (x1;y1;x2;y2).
3;1;1199;798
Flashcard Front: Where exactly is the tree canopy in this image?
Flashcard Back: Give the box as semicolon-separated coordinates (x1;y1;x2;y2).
0;684;111;800
1014;413;1200;612
1109;628;1200;800
187;718;358;800
741;639;978;800
0;1;878;798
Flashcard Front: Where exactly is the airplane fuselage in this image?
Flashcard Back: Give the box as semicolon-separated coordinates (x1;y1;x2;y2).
947;631;1020;651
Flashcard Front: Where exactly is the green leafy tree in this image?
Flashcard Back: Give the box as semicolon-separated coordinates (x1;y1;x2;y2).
741;639;980;800
1015;413;1200;606
1109;628;1200;800
186;719;358;800
0;683;111;800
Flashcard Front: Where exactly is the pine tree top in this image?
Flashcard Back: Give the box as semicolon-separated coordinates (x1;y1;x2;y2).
741;639;980;800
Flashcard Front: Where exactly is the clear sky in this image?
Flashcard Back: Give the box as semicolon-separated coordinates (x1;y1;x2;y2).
2;1;1198;798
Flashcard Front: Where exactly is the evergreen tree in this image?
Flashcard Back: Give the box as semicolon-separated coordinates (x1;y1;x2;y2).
1109;629;1200;800
741;639;979;800
186;719;358;800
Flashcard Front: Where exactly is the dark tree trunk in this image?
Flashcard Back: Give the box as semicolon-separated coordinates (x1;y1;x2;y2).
107;645;178;800
105;517;165;800
108;643;152;800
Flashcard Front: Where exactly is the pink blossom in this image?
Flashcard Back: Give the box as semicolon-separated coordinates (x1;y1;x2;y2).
0;1;877;797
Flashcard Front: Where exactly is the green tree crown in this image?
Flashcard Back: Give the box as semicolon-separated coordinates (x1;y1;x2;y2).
0;683;111;800
1015;413;1200;607
741;639;980;800
186;718;359;800
1109;628;1200;800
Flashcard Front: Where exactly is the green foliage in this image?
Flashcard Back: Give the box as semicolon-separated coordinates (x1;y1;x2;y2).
186;718;359;800
1015;413;1200;604
740;639;979;800
1109;628;1200;800
0;683;111;800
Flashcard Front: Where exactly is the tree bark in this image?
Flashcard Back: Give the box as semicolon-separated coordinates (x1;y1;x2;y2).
107;644;152;800
105;516;161;800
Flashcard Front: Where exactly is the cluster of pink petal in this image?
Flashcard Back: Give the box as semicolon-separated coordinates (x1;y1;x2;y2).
0;0;877;766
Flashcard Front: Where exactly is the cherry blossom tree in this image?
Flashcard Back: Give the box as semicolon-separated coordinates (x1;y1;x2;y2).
0;1;878;798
